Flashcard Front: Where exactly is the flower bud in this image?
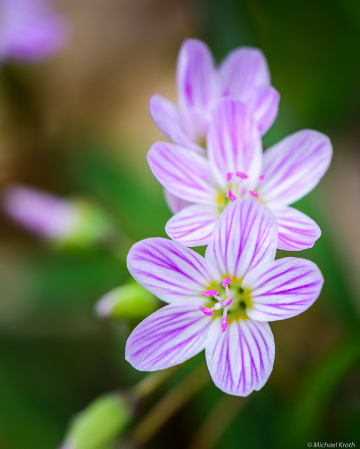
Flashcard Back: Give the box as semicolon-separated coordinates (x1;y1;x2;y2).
96;282;157;320
60;393;131;449
2;185;115;249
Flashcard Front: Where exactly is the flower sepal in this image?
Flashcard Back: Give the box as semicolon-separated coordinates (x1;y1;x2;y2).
95;281;158;321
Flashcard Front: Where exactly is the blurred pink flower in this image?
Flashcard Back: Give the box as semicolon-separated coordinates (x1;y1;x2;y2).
0;0;69;62
2;185;79;239
150;38;279;153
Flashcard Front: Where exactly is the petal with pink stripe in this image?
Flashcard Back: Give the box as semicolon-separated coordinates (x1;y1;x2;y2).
243;257;324;322
164;189;193;214
206;318;275;396
127;237;220;303
258;130;333;207
220;47;270;98
176;39;219;140
241;85;280;136
207;99;262;190
166;204;218;247
126;299;211;371
148;142;218;204
205;199;278;280
149;94;204;153
272;207;321;251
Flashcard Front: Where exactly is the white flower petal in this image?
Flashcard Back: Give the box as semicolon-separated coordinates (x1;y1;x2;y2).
164;189;193;214
166;204;218;247
126;299;211;371
220;47;270;97
272;206;321;251
207;99;262;190
241;85;280;136
176;38;219;140
206;318;275;396
244;257;324;322
258;130;332;207
149;94;204;153
127;237;219;303
148;142;218;205
205;199;278;279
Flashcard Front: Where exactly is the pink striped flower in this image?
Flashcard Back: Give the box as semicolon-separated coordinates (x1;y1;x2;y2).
148;98;332;250
150;38;279;154
0;0;68;63
126;199;323;396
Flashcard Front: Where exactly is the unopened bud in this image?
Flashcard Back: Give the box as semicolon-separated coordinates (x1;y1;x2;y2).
61;393;131;449
96;282;157;320
2;185;115;249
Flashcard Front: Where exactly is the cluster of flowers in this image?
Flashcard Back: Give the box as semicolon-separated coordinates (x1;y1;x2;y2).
125;39;333;396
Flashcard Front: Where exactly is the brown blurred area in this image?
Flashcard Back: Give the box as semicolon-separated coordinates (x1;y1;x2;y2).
0;0;198;191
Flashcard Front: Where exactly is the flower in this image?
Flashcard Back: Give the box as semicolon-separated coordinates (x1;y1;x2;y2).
125;199;323;396
148;98;332;250
0;0;68;63
149;38;279;153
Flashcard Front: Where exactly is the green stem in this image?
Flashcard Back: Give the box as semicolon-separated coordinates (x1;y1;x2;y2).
131;363;210;444
132;365;181;400
187;394;250;449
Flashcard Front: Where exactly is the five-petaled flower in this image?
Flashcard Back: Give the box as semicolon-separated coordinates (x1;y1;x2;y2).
148;98;332;251
150;38;279;153
0;0;68;63
125;199;323;396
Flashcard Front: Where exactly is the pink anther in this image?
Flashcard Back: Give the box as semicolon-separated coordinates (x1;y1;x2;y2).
222;278;232;288
249;190;259;198
227;189;236;202
224;297;234;306
236;172;248;179
221;316;228;332
226;172;233;182
199;306;214;317
259;174;265;181
202;290;219;297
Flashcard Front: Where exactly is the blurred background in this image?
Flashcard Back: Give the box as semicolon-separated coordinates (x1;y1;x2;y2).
0;0;360;448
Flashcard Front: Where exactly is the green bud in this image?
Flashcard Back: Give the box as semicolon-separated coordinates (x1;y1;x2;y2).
96;282;157;320
55;198;115;250
62;393;131;449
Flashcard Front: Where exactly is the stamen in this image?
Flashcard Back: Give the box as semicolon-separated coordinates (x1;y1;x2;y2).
226;172;233;182
200;278;235;332
199;306;214;316
259;174;265;181
227;189;236;202
202;290;219;296
213;302;223;310
249;190;259;198
236;172;248;179
222;278;232;288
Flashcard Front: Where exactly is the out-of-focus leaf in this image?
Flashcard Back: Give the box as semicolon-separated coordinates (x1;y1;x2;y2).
201;0;360;130
278;193;358;323
0;357;64;449
277;318;360;449
68;143;171;242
